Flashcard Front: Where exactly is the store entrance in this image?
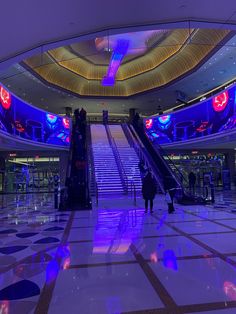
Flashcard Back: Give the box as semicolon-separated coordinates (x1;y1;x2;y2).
165;152;226;190
4;156;60;193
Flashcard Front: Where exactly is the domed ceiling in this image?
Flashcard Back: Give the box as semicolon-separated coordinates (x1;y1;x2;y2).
22;28;232;97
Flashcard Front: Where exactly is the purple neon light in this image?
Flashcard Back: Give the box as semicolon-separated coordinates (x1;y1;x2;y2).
102;40;129;86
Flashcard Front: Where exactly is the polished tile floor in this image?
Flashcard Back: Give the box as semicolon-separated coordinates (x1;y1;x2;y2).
1;192;236;313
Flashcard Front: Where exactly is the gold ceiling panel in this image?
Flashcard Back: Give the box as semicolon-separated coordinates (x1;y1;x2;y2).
48;48;107;79
117;29;191;79
23;28;231;97
29;62;128;97
45;29;191;81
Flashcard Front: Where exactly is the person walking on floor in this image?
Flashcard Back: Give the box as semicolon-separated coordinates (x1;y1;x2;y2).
142;171;157;213
163;175;176;214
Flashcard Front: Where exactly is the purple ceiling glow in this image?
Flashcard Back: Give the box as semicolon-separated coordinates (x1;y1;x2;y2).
102;39;129;86
95;30;166;55
97;30;167;86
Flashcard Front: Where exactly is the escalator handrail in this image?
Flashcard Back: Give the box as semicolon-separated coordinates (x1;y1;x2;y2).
121;123;133;148
133;123;191;197
87;124;96;195
105;125;128;194
66;122;75;180
110;137;128;193
154;141;188;186
136;124;201;200
135;124;182;188
127;124;165;193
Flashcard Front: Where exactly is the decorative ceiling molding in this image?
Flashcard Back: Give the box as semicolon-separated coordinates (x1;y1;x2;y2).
23;28;231;97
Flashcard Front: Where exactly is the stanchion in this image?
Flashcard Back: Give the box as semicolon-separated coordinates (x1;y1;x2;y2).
54;187;58;209
53;175;60;209
95;182;98;207
210;183;215;203
133;184;136;206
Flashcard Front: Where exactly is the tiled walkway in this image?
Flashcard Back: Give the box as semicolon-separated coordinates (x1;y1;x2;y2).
1;192;236;313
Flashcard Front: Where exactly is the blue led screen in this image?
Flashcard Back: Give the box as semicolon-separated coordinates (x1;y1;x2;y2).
145;84;236;145
0;84;71;147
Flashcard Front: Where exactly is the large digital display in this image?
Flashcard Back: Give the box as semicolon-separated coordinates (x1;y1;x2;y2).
0;84;71;147
145;84;236;145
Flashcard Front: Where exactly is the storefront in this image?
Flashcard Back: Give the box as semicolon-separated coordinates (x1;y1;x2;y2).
0;151;68;193
163;150;229;189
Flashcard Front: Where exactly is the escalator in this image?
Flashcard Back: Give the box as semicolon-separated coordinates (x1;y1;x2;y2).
60;117;91;210
129;123;206;204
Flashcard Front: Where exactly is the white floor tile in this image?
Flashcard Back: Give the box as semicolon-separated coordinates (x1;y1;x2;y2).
150;257;236;305
171;220;231;234
193;232;236;254
68;242;136;265
49;264;164;314
135;236;210;260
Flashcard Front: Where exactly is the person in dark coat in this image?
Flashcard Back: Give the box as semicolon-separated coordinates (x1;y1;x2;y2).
142;171;157;213
133;112;140;127
163;175;176;214
79;108;87;122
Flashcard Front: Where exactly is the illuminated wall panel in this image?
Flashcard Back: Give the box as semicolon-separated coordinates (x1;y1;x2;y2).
0;84;71;147
145;85;236;144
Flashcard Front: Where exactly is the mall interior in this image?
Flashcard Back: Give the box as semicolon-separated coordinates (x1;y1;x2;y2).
2;1;236;313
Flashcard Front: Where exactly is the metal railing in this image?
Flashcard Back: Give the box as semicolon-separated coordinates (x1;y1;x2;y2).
155;142;187;187
130;180;137;206
95;181;98;206
86;124;97;197
127;124;165;193
110;137;128;194
105;125;128;194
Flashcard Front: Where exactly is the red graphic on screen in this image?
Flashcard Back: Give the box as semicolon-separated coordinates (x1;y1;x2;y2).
212;91;229;112
145;119;153;129
196;121;209;132
62;118;70;129
223;281;236;300
0;86;11;109
14;121;25;133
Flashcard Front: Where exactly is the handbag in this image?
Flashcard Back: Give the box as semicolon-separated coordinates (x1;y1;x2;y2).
165;191;172;204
